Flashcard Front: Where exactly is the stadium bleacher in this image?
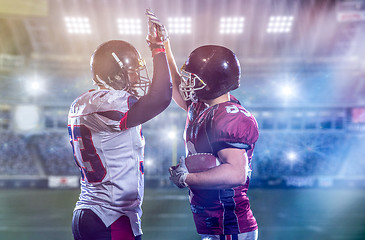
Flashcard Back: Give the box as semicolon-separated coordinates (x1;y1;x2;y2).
0;132;40;175
1;126;364;187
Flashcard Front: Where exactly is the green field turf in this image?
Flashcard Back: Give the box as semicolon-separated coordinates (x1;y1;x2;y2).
0;188;364;240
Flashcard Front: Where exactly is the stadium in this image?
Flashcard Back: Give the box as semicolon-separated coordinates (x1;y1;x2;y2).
0;0;365;239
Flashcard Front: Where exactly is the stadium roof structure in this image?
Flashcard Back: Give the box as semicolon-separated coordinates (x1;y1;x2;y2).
0;0;364;104
0;0;363;68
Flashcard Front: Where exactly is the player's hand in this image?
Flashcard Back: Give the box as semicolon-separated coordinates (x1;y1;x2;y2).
169;156;188;188
145;8;168;51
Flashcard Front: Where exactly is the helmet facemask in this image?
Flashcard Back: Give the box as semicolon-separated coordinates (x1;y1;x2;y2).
125;57;151;97
179;67;207;102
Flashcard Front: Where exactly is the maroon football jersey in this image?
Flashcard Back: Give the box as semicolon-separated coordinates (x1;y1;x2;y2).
184;96;259;235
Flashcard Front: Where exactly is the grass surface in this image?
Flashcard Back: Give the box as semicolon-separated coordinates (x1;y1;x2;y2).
0;188;364;240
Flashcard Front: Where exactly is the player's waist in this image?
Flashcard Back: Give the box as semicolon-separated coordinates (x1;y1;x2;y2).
189;187;249;206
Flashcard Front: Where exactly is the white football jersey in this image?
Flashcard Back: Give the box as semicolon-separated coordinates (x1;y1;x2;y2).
68;89;145;236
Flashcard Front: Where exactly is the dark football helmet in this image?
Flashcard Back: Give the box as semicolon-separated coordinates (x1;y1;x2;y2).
90;40;151;97
179;45;241;101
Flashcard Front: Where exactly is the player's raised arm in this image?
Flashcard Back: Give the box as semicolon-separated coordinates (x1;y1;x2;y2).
164;39;189;111
125;10;173;128
146;9;188;111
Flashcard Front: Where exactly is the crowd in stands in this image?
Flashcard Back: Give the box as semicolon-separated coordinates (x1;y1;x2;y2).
0;131;364;180
252;132;350;177
0;132;40;175
32;133;79;176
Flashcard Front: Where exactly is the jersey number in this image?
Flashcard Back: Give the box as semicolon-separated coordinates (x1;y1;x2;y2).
225;105;252;117
69;125;106;183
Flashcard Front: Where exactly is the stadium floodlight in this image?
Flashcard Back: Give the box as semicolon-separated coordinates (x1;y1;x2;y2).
287;151;298;162
267;16;294;33
117;18;142;35
219;17;245;34
64;17;92;34
144;158;154;167
168;17;192;34
26;76;45;96
281;84;296;98
277;81;298;102
30;81;41;91
165;126;178;165
168;129;177;140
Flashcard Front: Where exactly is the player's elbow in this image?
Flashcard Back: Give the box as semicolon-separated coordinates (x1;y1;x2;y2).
229;168;247;187
230;177;246;187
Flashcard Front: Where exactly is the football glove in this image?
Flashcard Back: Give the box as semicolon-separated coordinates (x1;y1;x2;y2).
145;8;168;51
169;156;188;188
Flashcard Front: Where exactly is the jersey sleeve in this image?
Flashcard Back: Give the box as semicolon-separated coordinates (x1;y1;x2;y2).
207;103;259;154
90;91;138;132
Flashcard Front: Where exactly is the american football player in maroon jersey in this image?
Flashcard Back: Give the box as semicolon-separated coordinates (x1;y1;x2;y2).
147;10;259;240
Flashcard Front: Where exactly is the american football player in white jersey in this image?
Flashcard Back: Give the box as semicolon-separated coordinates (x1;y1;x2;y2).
68;10;172;240
146;10;259;240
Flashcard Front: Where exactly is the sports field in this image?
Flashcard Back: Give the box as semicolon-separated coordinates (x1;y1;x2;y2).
0;188;364;240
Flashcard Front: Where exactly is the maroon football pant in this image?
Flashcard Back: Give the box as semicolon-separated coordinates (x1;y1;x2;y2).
72;209;141;240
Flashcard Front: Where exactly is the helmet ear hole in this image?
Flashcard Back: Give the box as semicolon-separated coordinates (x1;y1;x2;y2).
114;69;129;91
